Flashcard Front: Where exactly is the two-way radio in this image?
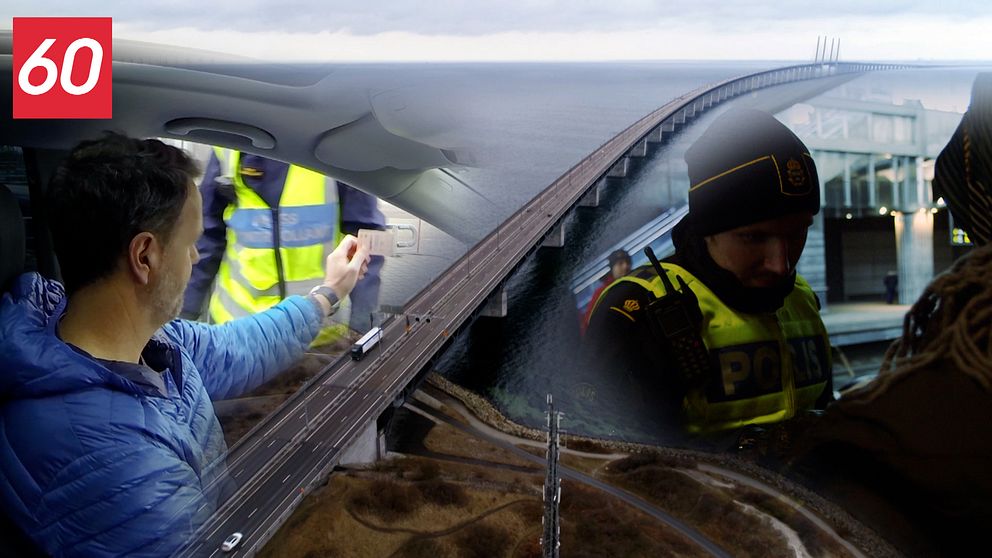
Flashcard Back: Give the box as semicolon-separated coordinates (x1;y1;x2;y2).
643;247;711;389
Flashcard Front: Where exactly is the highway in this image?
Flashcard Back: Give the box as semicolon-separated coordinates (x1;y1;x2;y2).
177;62;905;557
183;176;581;556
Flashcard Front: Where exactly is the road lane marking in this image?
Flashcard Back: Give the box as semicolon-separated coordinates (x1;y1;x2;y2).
188;336;393;545
282;474;292;484
305;424;324;443
261;391;316;437
244;438;262;455
267;439;276;448
248;507;258;518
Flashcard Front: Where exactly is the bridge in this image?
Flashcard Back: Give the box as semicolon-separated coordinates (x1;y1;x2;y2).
180;61;909;557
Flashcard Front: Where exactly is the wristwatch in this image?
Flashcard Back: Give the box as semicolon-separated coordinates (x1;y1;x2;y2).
308;285;341;317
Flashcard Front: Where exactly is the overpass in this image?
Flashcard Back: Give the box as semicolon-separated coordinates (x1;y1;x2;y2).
179;61;910;557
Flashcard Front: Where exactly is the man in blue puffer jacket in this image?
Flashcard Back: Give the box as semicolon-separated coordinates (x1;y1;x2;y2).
0;133;369;557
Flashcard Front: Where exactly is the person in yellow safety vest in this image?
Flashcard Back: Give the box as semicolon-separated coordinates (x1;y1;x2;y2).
181;148;386;347
583;108;832;435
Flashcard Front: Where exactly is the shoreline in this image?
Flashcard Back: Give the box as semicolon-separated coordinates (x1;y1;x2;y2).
427;372;664;454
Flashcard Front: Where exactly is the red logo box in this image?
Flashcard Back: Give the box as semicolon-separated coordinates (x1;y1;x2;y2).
13;17;113;119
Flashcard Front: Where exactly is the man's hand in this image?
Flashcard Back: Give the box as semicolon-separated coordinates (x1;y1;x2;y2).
324;235;370;301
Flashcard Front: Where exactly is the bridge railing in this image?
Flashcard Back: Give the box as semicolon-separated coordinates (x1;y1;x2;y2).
457;61;912;297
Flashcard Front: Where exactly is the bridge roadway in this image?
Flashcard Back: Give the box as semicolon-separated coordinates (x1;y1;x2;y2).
182;155;603;556
179;62;906;557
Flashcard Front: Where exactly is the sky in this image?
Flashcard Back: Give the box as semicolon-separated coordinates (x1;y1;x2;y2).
3;1;992;62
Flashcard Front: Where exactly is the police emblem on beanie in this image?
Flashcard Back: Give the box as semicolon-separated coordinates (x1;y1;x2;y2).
684;109;820;236
784;157;814;196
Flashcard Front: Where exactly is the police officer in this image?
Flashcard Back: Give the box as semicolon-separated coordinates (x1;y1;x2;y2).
581;249;632;334
181;149;387;346
584;108;832;435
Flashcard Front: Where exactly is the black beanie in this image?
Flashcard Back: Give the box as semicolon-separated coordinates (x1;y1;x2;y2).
684;108;820;236
608;249;631;266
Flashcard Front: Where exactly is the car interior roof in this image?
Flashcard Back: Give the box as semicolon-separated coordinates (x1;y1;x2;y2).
1;32;497;242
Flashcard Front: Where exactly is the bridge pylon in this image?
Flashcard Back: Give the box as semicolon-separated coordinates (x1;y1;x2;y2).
541;394;562;558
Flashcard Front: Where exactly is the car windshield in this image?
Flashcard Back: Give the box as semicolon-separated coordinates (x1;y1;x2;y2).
1;7;988;558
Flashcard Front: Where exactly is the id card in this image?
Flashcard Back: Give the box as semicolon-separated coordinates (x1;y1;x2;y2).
357;228;395;257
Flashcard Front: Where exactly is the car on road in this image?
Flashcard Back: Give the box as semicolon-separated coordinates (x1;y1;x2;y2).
221;532;243;552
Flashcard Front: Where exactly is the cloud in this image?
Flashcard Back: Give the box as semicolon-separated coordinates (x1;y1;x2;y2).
5;0;984;35
5;1;990;61
101;14;992;62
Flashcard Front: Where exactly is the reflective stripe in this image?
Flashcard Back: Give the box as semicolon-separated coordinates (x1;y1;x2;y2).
210;148;341;332
213;146;237;184
596;264;831;434
210;285;251;322
211;260;282;319
221;238;332;288
226;205;337;249
214;253;330;314
225;256;315;298
210;285;353;347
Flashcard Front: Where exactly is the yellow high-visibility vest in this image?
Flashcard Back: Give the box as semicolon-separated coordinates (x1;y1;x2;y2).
594;263;831;433
208;149;348;344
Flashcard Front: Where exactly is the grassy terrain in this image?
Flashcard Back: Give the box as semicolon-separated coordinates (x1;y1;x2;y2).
600;453;855;557
262;439;709;557
260;459;539;558
422;419;540;470
260;390;858;557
